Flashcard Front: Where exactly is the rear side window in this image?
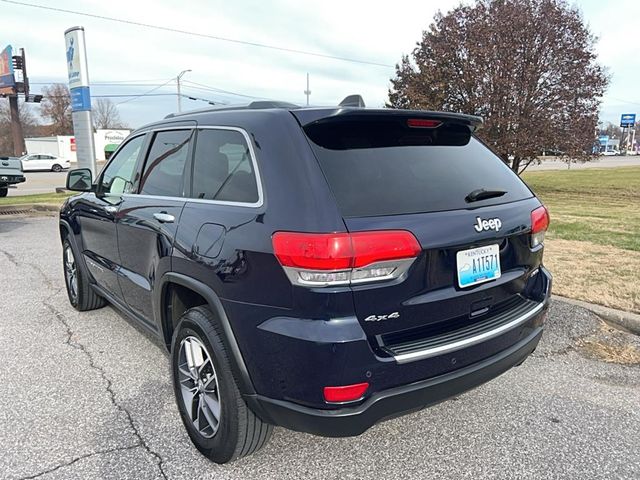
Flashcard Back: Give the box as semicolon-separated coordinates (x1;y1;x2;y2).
139;130;191;197
304;118;532;217
190;129;259;204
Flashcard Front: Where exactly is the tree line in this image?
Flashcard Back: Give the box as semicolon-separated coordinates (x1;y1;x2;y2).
0;83;127;156
388;0;610;173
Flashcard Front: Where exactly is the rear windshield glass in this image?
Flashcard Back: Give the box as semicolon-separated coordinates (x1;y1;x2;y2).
304;118;532;217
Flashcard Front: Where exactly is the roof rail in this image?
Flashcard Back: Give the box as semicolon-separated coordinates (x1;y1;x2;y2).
164;100;300;119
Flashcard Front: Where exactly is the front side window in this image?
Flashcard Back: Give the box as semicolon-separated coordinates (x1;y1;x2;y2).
190;129;259;203
99;135;145;195
139;130;191;197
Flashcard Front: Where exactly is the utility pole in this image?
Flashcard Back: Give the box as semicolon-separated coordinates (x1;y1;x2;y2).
176;69;191;113
8;95;25;156
8;48;28;156
304;73;311;106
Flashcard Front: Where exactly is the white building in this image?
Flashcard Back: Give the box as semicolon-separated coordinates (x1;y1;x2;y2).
25;129;130;162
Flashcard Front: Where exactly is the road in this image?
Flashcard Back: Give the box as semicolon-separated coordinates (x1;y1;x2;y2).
0;215;638;480
524;155;640;171
5;156;640;197
7;171;67;196
7;163;105;196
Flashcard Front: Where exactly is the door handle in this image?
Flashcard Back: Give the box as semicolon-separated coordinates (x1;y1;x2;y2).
153;212;175;223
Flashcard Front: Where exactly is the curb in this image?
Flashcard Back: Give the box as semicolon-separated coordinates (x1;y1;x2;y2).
0;203;60;215
553;295;640;336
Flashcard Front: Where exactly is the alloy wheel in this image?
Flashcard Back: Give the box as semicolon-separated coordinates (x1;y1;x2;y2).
177;336;221;438
64;245;78;301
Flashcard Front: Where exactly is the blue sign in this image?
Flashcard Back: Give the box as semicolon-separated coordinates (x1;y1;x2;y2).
0;44;16;94
620;113;636;128
598;135;609;146
70;86;91;112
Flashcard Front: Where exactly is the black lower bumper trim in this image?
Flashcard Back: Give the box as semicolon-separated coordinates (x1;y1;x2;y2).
250;327;543;437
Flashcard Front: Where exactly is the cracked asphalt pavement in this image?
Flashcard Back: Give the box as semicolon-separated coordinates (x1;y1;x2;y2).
1;216;639;479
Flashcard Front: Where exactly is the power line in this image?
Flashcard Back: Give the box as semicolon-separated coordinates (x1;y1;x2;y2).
604;96;640;107
30;78;266;101
35;93;223;106
1;0;394;68
116;78;175;105
181;80;262;99
30;81;167;87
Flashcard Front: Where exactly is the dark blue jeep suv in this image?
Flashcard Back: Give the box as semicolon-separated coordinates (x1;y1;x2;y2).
60;99;551;463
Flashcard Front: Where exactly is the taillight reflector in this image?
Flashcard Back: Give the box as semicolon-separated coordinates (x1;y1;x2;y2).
323;382;369;403
407;118;442;128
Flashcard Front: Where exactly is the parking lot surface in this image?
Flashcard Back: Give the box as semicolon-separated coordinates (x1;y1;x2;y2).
7;171;68;196
1;216;638;480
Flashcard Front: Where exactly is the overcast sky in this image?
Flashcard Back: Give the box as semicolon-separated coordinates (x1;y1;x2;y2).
1;0;638;128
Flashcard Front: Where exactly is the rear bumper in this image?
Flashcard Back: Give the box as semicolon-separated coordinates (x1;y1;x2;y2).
0;174;25;185
250;325;543;437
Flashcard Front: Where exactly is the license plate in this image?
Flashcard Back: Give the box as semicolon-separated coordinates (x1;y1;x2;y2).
456;244;501;288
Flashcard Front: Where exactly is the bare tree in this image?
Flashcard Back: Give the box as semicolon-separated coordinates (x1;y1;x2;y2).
93;98;127;129
41;83;73;135
0;100;40;156
600;122;622;139
388;0;609;173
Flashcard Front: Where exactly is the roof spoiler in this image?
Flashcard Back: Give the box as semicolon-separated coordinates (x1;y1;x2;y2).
339;95;366;108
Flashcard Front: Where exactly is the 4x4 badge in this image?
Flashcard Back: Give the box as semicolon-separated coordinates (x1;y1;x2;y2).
364;312;400;322
474;216;502;233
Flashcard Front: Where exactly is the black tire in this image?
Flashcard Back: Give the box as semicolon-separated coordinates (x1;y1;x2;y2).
0;186;7;197
52;164;63;172
171;306;273;464
62;238;106;311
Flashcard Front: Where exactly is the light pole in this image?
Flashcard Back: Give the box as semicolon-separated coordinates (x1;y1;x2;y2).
304;73;311;106
176;69;191;113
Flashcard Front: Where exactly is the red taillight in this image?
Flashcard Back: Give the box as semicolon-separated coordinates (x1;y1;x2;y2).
407;118;442;128
323;382;369;403
272;232;352;270
272;230;421;286
531;206;550;248
531;206;549;233
351;231;422;268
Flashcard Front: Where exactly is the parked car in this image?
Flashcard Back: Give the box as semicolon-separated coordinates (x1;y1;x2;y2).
20;153;70;172
59;99;552;464
0;156;26;197
601;150;619;156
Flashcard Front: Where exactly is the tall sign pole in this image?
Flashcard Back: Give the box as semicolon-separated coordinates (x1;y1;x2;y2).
1;44;26;156
64;26;96;176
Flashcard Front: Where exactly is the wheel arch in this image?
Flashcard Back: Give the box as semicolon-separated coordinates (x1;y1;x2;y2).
156;272;256;395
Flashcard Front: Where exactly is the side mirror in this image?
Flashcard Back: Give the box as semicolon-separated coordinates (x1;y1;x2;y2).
66;168;94;192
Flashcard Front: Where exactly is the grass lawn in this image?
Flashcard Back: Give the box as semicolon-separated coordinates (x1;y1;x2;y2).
1;168;638;313
0;192;73;206
523;166;640;313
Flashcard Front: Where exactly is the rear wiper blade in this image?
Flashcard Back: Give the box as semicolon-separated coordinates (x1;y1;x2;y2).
465;188;507;203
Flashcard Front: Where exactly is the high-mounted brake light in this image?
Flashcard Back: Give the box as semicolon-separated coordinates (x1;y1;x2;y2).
323;382;369;403
272;231;421;287
530;206;550;248
407;118;442;128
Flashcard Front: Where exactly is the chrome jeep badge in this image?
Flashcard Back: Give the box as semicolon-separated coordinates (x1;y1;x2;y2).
474;217;502;233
